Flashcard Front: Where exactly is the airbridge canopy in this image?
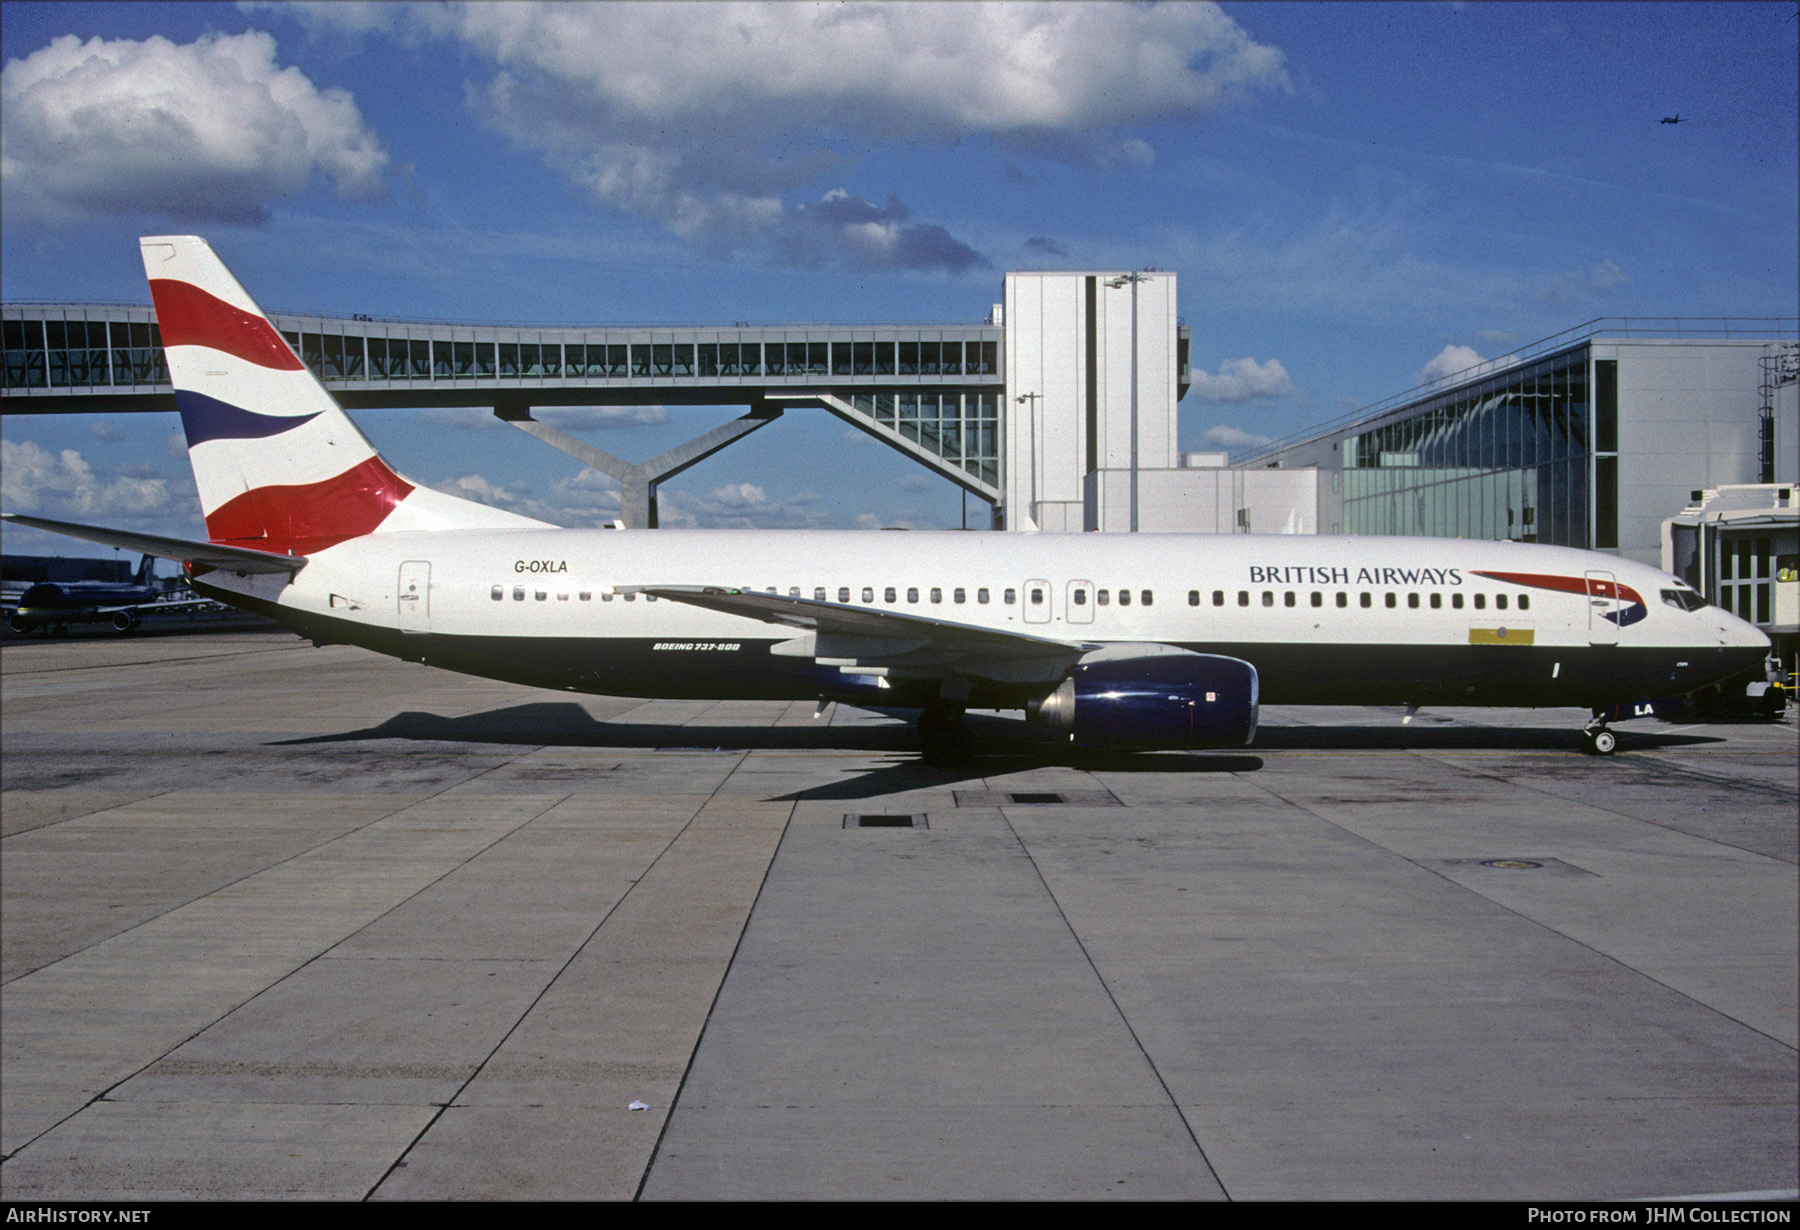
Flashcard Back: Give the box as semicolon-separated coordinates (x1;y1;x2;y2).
2;304;1006;496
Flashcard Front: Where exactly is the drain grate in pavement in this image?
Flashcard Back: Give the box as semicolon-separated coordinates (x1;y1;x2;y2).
844;813;928;829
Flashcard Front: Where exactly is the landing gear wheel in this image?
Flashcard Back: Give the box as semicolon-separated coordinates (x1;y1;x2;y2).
1582;728;1618;755
918;700;973;768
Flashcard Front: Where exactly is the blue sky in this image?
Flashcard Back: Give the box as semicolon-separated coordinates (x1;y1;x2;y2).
3;1;1796;557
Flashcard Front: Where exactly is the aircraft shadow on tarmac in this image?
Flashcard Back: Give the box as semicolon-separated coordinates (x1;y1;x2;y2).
265;702;1726;799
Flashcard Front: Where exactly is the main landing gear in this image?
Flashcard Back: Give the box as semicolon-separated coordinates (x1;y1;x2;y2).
918;699;973;768
1581;711;1618;756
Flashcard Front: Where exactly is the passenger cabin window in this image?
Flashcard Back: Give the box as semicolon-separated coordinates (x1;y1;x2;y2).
1452;593;1464;609
557;593;569;602
1519;595;1530;611
1004;589;1016;605
1284;591;1296;607
1429;593;1441;609
1360;593;1372;608
492;586;503;601
513;586;525;601
954;588;966;604
1238;591;1250;607
1098;590;1110;605
624;592;636;602
1407;593;1419;609
602;592;614;602
1141;590;1153;606
1474;594;1487;610
1188;590;1200;606
862;587;874;603
1213;591;1225;606
907;587;919;604
885;587;897;603
1496;594;1508;610
1073;589;1087;605
535;591;547;601
1336;592;1348;608
814;588;826;601
1311;592;1323;608
789;587;801;598
580;591;591;601
977;588;990;604
1262;591;1274;607
1029;587;1045;606
1384;593;1396;609
1118;589;1131;607
930;587;942;604
839;587;850;603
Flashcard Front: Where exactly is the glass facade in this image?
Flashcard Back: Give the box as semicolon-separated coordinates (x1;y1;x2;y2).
1342;349;1591;547
850;390;1000;487
4;310;1001;394
4;318;167;389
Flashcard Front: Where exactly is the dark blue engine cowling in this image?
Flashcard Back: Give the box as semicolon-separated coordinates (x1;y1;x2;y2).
1033;652;1260;748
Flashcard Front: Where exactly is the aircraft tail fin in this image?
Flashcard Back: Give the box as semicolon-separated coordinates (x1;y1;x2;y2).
141;236;549;555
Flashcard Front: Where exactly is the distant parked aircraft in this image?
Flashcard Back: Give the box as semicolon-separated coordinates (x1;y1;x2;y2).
4;554;209;634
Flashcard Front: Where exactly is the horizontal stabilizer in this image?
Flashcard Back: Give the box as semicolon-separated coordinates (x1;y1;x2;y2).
2;513;306;575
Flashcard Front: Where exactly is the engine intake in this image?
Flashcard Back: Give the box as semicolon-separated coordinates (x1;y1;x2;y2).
1029;651;1259;748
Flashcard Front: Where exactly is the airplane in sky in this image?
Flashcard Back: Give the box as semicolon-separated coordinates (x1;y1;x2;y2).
3;552;210;635
1;236;1773;763
1661;113;1685;124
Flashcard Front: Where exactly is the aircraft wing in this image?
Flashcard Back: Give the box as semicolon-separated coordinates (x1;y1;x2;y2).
636;585;1095;681
1;514;306;575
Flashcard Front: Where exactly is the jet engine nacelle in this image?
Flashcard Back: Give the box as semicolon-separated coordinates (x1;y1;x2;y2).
1029;649;1259;748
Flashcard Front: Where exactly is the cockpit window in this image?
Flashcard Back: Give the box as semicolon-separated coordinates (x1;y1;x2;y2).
1660;588;1707;612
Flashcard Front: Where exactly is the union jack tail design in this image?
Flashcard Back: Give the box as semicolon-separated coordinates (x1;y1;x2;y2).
142;235;547;555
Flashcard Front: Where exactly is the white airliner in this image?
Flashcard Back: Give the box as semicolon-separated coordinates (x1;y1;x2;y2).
2;237;1772;764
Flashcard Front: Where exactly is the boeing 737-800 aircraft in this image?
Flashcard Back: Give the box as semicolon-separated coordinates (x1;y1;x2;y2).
2;237;1772;764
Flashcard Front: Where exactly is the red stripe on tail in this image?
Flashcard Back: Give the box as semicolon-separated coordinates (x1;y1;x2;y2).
204;456;413;554
149;279;305;371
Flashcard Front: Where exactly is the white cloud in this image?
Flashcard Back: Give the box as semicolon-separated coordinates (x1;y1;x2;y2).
89;422;124;443
0;439;182;520
1417;343;1521;385
1;31;388;228
1189;357;1297;403
273;1;1287;268
1418;344;1485;384
1200;424;1273;449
